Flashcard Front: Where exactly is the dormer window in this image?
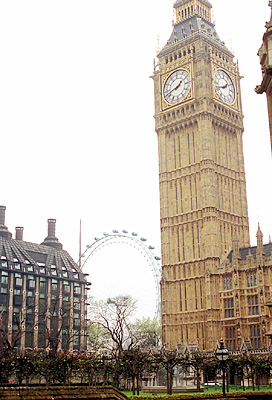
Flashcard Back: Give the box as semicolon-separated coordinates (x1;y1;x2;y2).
1;260;7;268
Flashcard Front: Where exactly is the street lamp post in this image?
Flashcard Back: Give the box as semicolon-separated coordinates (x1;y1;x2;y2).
215;338;229;397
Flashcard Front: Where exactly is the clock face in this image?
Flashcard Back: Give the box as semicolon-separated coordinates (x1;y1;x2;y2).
214;70;235;104
163;69;191;104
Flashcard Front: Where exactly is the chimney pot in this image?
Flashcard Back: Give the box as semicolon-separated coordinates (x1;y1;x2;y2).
15;227;24;241
48;219;56;237
0;206;6;226
0;206;12;239
41;218;63;250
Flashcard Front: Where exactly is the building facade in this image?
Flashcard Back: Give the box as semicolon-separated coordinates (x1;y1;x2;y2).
256;1;272;153
0;205;89;352
153;0;272;351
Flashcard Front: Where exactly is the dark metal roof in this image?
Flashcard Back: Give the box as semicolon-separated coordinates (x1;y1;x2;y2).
0;235;86;283
227;243;272;263
158;16;233;57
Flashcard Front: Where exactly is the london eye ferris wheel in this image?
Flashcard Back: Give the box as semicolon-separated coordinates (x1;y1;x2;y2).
80;230;162;320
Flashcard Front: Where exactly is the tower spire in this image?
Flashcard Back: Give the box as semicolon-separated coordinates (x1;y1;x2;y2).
173;0;212;25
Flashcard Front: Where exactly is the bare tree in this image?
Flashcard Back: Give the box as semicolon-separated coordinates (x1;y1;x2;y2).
89;295;137;356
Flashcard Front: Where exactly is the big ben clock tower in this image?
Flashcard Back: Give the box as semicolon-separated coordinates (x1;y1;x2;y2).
153;0;250;350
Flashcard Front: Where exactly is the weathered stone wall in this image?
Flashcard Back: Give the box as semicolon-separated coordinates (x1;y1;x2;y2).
0;385;128;400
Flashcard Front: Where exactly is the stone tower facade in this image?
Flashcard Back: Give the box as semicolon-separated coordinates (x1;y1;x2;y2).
153;0;253;350
256;1;272;153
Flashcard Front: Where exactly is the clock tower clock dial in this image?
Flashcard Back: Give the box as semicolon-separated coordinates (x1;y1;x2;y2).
163;69;191;104
214;69;235;104
153;0;250;352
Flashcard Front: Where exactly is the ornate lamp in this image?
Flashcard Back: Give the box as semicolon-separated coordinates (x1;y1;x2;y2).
215;338;229;397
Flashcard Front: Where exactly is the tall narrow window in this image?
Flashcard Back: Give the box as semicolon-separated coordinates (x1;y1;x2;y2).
174;138;177;169
200;280;203;309
188;133;191;164
180;284;182;311
180;182;183;213
224;298;234;318
182;225;185;261
195;177;198;209
184;282;187;311
250;325;261;349
195;281;198;310
248;296;259;315
192;131;196;163
178;136;181;167
226;327;236;350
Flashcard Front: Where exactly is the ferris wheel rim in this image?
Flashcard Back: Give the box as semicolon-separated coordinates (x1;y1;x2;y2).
80;230;161;319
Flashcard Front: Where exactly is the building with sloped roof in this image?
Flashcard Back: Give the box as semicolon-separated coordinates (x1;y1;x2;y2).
0;205;89;352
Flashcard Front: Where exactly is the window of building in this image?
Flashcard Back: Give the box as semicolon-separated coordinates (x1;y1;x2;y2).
15;278;22;287
14;262;21;270
226;327;236;350
0;260;8;268
39;278;46;290
73;332;79;346
250;325;261;349
14;295;22;305
74;285;81;295
28;278;35;289
247;273;257;287
63;282;70;293
1;271;8;285
224;298;234;318
74;299;80;310
51;279;58;291
248;295;259;315
223;277;233;290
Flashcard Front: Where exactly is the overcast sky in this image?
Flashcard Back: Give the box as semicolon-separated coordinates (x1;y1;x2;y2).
1;1;271;319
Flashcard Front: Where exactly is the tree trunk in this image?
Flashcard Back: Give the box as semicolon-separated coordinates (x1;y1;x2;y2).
196;370;200;391
166;366;170;394
136;375;140;396
132;376;135;396
252;371;255;391
168;369;173;395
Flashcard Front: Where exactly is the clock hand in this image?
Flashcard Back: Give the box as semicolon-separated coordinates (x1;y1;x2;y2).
166;79;183;97
218;84;228;89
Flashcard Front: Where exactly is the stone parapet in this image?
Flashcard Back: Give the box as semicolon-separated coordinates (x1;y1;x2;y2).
0;386;128;400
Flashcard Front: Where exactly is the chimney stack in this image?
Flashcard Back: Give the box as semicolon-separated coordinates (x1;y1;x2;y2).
48;219;56;238
0;206;12;239
15;227;24;241
41;218;63;250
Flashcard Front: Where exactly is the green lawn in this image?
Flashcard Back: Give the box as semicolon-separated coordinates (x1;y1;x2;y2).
123;384;272;398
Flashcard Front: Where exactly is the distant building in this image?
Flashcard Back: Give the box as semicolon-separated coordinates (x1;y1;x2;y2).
0;205;89;352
